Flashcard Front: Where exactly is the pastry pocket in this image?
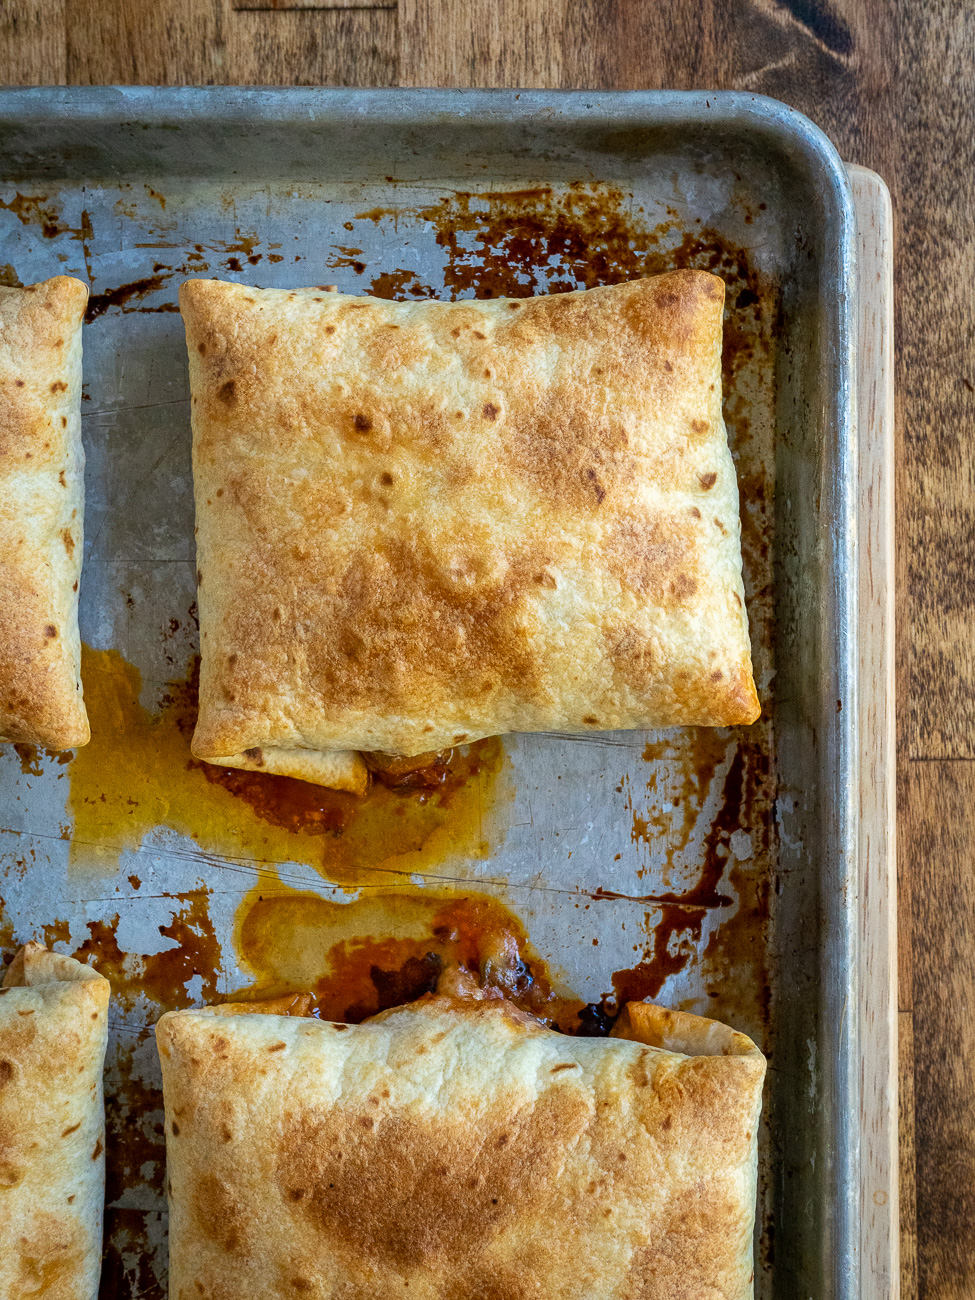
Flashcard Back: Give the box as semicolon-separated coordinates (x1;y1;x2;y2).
181;272;760;788
0;277;89;749
157;994;765;1299
0;942;110;1300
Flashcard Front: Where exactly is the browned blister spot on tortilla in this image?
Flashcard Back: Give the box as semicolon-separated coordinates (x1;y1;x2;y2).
217;532;550;723
12;1211;88;1295
604;516;699;605
189;1172;252;1256
277;1087;590;1273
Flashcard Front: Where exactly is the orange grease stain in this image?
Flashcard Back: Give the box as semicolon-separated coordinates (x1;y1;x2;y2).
67;647;509;888
232;877;589;1033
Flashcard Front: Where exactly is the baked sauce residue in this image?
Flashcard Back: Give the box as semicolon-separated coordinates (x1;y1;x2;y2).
605;731;772;1036
71;891;221;1011
0;191;72;240
232;878;592;1034
84;273;178;322
67;646;509;888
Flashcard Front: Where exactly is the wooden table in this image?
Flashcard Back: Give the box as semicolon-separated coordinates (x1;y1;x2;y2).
3;2;970;1295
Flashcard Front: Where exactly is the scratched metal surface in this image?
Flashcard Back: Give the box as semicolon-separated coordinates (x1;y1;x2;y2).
0;90;857;1299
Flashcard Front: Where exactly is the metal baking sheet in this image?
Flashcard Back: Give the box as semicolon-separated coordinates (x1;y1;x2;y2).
0;89;857;1299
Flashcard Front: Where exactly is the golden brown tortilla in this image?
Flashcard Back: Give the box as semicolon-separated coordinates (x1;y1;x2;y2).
0;277;89;749
0;942;110;1300
181;272;759;790
157;994;765;1299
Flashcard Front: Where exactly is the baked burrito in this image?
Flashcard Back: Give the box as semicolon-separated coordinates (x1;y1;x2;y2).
0;942;110;1300
0;277;89;750
181;272;759;793
157;993;765;1299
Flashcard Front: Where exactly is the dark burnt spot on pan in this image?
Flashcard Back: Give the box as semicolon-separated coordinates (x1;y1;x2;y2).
596;749;742;1006
566;725;774;1043
327;247;367;275
98;1209;167;1300
85;273;175;322
368;269;438;301
352;190;776;404
0;193;73;239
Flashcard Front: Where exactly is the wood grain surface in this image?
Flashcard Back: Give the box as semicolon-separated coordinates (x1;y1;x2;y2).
850;163;898;1300
1;2;971;1296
